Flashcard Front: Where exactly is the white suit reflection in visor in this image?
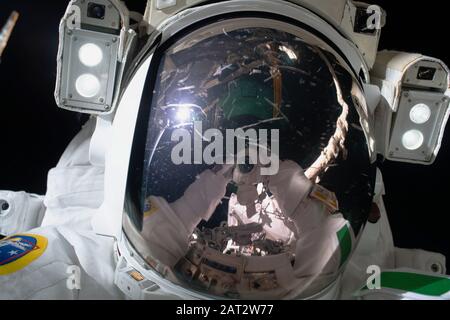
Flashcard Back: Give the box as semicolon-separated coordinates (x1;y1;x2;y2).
141;161;352;299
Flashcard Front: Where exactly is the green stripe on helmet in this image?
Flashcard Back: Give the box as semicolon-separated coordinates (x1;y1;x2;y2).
337;224;352;268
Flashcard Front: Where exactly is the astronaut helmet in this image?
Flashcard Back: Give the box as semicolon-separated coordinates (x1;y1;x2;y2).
116;12;377;300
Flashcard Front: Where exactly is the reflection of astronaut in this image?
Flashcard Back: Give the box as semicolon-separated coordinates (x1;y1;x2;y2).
141;160;352;298
141;166;232;268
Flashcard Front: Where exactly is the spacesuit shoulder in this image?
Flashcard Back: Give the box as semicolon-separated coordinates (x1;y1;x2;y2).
0;226;82;299
0;226;121;300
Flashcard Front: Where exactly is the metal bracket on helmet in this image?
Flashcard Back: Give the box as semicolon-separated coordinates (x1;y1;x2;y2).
55;0;141;115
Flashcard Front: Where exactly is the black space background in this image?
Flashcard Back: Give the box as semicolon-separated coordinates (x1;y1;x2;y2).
0;1;449;272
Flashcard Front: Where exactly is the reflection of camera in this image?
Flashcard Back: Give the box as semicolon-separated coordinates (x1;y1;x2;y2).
237;157;255;174
87;3;106;20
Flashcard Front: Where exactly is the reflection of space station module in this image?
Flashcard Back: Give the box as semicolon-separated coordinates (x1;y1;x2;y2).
1;0;450;300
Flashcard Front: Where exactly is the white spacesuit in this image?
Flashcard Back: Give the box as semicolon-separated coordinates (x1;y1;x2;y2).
1;0;450;300
1;119;447;300
0;119;124;299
